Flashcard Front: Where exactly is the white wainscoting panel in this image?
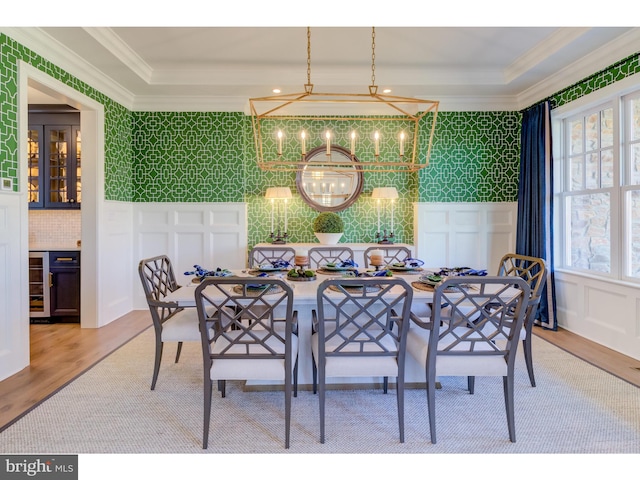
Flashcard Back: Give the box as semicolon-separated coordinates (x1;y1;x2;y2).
0;193;29;380
555;270;640;360
96;201;134;327
133;203;247;309
413;202;517;271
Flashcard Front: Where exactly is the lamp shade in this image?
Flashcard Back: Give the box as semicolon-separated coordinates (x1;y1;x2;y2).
265;187;293;199
371;187;399;200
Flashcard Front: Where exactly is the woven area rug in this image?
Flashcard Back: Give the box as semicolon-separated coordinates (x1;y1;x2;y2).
1;327;639;455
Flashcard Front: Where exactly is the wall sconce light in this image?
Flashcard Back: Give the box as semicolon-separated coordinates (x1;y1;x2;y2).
371;187;399;244
265;187;293;244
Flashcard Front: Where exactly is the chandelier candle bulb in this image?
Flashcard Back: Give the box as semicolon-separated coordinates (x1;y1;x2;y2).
277;130;283;156
374;131;380;156
350;131;356;155
326;131;331;155
301;131;306;155
399;131;405;157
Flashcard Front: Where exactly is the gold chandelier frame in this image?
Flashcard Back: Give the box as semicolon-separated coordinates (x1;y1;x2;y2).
249;27;439;173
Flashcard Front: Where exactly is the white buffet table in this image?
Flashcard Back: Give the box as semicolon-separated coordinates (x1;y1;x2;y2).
166;268;433;388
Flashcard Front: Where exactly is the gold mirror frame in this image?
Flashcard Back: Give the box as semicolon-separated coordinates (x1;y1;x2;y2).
296;145;364;212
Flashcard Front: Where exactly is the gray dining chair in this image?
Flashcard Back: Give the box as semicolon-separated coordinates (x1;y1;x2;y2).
248;246;295;268
497;253;547;387
308;246;355;269
407;276;530;443
194;276;298;449
363;246;413;267
312;277;413;443
138;254;201;390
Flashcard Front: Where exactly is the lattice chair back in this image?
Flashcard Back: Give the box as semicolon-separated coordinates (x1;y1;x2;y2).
248;246;296;268
194;277;298;449
363;246;413;267
308;246;355;269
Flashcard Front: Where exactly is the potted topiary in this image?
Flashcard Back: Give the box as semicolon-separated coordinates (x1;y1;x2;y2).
313;212;344;244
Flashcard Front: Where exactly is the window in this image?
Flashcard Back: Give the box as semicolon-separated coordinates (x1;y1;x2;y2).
556;85;640;281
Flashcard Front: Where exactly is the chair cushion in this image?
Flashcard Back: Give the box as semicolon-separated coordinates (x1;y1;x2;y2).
161;308;201;342
311;332;399;377
210;332;299;380
406;324;508;377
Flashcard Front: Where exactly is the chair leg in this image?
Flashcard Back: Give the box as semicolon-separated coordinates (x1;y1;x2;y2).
151;339;164;391
312;355;318;395
426;372;437;444
523;337;536;387
175;341;183;363
319;371;325;443
203;376;213;449
468;376;475;394
285;371;292;449
383;376;389;394
396;376;405;443
503;375;516;442
293;356;299;398
218;380;226;398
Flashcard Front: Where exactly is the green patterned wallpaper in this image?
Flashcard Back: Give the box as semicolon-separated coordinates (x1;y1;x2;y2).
0;33;133;201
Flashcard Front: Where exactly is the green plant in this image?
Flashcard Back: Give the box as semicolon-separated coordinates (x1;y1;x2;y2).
312;212;344;233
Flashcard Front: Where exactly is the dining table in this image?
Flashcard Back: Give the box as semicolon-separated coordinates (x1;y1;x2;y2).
164;266;440;387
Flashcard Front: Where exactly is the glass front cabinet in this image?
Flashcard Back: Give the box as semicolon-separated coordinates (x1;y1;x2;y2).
28;106;81;209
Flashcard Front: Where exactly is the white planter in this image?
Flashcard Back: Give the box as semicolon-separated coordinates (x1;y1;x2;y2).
314;232;343;245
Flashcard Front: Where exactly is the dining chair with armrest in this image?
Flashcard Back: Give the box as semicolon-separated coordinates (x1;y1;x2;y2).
407;276;530;443
138;255;202;390
308;246;355;269
248;246;296;269
363;246;413;268
312;277;413;443
497;253;547;387
194;277;298;449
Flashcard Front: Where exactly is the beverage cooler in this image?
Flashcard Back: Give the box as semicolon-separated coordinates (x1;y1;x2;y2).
29;251;50;320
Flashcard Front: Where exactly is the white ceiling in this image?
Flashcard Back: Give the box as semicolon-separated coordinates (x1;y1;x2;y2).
8;26;640;111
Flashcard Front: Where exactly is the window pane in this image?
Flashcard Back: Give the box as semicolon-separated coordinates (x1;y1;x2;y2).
569;193;610;273
629;190;640;278
585;153;599;189
570;156;584;191
601;108;613;148
585;113;599;151
570;118;583;154
601;149;614;188
632;144;640;185
632;98;640;141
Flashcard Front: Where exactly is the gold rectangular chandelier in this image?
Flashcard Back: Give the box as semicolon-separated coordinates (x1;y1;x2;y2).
249;27;439;173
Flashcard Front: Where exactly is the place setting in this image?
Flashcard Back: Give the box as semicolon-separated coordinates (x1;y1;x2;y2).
411;267;487;292
316;258;359;275
247;259;292;276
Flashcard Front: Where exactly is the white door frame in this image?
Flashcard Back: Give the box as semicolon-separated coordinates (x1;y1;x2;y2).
0;62;106;380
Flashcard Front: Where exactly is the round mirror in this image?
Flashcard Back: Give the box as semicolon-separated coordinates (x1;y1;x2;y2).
296;145;364;212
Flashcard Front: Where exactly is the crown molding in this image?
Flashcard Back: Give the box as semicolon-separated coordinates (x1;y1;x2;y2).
132;95;249;112
1;27;136;109
516;28;640;110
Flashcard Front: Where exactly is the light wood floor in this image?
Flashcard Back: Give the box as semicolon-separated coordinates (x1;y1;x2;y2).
1;312;639;432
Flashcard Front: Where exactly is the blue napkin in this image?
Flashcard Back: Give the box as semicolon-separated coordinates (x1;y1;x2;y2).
184;265;233;278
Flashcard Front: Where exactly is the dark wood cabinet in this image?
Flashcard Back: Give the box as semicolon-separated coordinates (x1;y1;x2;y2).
28;106;81;210
48;251;81;322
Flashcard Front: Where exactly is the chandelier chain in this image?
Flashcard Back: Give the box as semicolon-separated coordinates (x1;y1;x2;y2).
307;27;312;86
371;26;376;87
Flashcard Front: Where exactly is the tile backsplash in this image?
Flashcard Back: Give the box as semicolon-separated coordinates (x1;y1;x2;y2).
29;210;81;250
